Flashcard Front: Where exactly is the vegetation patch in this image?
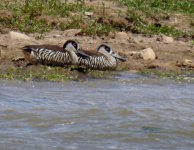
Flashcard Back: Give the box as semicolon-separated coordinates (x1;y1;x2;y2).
0;67;72;81
119;0;194;38
1;0;194;37
140;69;194;82
0;0;117;36
119;0;194;15
0;65;120;82
0;0;93;34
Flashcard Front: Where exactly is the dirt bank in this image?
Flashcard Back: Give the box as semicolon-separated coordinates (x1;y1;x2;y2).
0;0;194;81
0;30;194;73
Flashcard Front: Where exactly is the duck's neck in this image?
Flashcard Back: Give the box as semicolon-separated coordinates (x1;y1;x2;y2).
68;51;78;65
105;55;117;67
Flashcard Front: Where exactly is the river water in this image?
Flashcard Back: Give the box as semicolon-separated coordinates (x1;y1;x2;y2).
0;73;194;150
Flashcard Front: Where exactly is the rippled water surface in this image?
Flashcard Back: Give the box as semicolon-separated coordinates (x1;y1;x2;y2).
0;73;194;150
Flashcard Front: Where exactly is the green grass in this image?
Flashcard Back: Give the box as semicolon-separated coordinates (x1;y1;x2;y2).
119;0;194;37
140;69;194;82
142;24;185;37
0;0;116;36
0;0;91;17
0;0;94;34
81;20;116;36
119;0;194;15
21;0;90;17
0;67;72;81
126;10;185;37
0;66;119;81
58;15;116;36
0;0;194;37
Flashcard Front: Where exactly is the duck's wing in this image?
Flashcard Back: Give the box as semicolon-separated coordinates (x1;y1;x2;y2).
81;49;103;57
21;45;63;52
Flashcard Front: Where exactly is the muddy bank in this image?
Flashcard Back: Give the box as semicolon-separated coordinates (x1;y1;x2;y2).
1;30;194;71
0;0;194;81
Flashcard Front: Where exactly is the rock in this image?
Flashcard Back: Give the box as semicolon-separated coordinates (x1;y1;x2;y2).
177;59;194;68
156;35;174;44
128;48;156;60
183;59;193;65
163;36;174;44
139;48;156;60
9;31;30;40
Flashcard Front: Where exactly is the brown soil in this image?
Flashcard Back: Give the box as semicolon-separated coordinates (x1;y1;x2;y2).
0;29;194;73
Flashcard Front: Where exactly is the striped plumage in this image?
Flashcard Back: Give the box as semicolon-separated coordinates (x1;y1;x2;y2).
22;40;82;66
28;48;71;66
77;44;126;70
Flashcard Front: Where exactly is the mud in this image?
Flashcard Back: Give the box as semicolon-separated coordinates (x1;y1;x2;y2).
0;0;194;77
0;30;194;73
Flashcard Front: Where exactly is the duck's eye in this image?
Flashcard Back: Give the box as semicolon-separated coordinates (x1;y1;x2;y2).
105;46;111;53
72;42;77;49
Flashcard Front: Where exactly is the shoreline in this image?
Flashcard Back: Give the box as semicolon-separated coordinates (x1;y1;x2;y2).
0;30;194;82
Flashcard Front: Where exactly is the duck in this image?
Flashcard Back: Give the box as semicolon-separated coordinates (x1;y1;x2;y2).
22;40;87;66
77;44;126;70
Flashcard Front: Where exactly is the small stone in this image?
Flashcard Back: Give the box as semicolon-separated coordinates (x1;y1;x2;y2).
9;31;30;40
182;59;194;66
127;47;156;60
163;36;174;43
176;59;194;68
156;35;174;44
139;48;156;60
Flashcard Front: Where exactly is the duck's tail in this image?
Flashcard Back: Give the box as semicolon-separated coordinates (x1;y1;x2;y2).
21;46;36;53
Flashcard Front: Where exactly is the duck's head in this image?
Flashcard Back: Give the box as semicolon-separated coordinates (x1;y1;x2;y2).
97;44;126;62
63;40;89;57
63;40;80;52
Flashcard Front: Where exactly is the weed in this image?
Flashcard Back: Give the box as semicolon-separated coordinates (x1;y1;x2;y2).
0;67;71;81
140;69;194;82
120;0;194;15
81;20;116;36
0;65;120;81
143;24;184;37
0;0;92;33
0;0;193;37
119;0;193;37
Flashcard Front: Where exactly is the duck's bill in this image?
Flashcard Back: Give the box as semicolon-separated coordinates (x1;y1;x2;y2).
112;53;127;62
76;49;90;59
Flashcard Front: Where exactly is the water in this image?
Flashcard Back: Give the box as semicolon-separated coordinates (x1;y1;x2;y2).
0;73;194;150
